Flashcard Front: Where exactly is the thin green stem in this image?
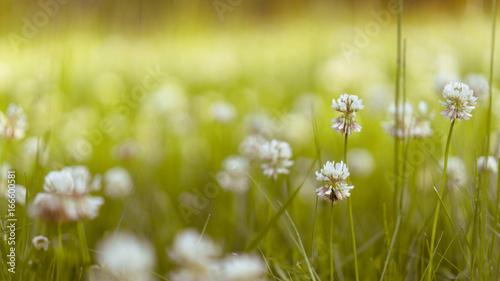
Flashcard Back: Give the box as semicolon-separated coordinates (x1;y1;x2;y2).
344;133;359;281
486;0;497;159
427;120;455;281
330;202;334;281
77;221;90;264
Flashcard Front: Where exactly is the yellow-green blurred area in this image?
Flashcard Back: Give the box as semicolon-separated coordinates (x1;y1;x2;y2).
1;0;500;280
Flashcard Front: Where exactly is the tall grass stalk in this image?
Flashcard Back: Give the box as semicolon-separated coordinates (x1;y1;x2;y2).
485;0;497;160
344;133;359;281
427;120;455;281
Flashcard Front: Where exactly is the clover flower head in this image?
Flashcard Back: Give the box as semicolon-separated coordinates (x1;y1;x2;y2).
216;155;250;193
315;161;353;203
331;94;364;135
259;139;294;179
32;236;50;251
439;82;478;121
0;103;28;140
29;165;104;222
477;156;498;174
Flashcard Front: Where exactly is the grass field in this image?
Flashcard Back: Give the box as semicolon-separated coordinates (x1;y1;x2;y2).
1;1;500;280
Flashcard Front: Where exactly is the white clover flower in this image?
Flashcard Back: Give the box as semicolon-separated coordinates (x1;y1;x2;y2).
168;229;222;281
465;73;489;100
218;254;266;281
440;156;467;189
381;101;433;139
239;135;266;161
0;103;28;140
112;139;142;161
5;184;26;206
95;233;156;281
216;155;250;194
104;167;134;198
23;137;49;165
211;101;237;124
32;235;50;251
315;161;353;203
29;166;104;222
259;139;294;179
168;229;222;266
477;156;498;174
439;82;478;121
331;94;364;135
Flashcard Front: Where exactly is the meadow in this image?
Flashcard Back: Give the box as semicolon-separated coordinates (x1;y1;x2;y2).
1;1;500;280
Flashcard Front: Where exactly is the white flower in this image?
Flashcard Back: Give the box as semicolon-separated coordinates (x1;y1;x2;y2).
211;101;237;124
29;166;104;222
168;229;221;266
0;103;28;140
95;233;156;281
112;139;142;161
477;156;498;174
32;236;50;251
104;167;134;198
259;139;294;179
440;156;467;189
168;229;221;281
439;82;478;121
331;94;364;135
216;156;250;193
0;162;12;197
239;135;266;161
465;73;489;100
218;254;266;281
5;184;26;206
315;161;353;203
381;102;433;139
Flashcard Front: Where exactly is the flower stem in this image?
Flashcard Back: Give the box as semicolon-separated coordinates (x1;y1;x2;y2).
77;221;90;264
427;120;455;281
344;134;359;281
330;202;334;281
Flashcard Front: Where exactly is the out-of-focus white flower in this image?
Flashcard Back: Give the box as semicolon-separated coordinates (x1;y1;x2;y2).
315;161;353;203
23;137;49;165
216;156;250;194
168;229;221;281
112;139;142;161
168;229;221;266
434;71;460;94
440;156;467;189
259;139;294;179
347;149;375;178
29;166;104;222
95;233;156;281
218;254;266;281
32;236;50;251
0;103;28;140
239;135;266;161
243;113;275;138
211;101;237;124
104;167;134;198
465;73;489;100
0;162;12;198
381;101;433;139
331;94;364;135
5;184;26;206
477;156;498;174
439;82;477;121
